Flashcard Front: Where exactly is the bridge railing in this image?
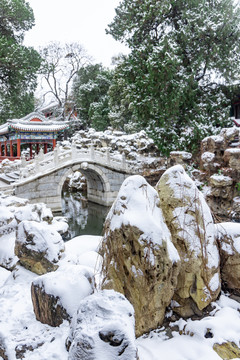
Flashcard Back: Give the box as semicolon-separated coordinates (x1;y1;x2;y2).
19;143;137;179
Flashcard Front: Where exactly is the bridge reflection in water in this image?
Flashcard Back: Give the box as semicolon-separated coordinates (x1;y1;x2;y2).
61;190;109;240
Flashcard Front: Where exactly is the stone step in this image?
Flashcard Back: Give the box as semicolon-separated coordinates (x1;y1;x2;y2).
0;174;17;184
5;172;20;180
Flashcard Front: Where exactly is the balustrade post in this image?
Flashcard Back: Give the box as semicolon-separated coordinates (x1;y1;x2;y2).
121;152;126;170
20;154;27;168
106;147;110;164
54;146;59;166
35;157;40;174
71;140;77;160
90;144;95;160
38;148;44;162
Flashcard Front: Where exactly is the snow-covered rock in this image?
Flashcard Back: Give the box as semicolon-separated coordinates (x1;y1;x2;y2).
156;165;221;317
31;265;94;326
71;128;160;162
0;205;17;237
15;220;65;274
0;232;18;270
67;290;138;360
169;151;192;168
206;174;234;217
14;203;53;224
68;171;87;192
216;222;240;294
100;175;180;336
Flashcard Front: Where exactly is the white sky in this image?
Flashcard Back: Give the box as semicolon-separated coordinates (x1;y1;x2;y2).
24;0;128;67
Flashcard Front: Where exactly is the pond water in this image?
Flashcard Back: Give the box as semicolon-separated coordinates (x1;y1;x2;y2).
61;190;110;240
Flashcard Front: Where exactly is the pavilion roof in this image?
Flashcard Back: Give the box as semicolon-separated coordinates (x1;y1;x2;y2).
0;112;68;135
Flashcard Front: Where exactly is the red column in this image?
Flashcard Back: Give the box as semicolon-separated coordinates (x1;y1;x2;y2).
52;139;56;149
17;139;21;157
4;141;7;157
30;144;33;158
44;143;48;154
10;140;13;157
0;143;2;156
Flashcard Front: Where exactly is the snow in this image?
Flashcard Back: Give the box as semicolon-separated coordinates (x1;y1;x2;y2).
33;264;94;317
201;151;215;162
137;294;240;360
210;174;233;183
0;232;18;269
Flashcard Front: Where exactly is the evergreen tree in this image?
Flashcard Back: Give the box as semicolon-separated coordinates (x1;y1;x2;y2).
0;0;41;123
72;64;112;130
107;0;240;154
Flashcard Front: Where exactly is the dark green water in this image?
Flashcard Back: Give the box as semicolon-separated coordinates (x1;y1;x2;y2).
61;191;109;240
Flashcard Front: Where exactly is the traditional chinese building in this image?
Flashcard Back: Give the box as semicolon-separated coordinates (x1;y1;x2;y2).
0;112;68;161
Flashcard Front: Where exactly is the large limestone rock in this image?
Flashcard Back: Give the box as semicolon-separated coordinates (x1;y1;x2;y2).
215;222;240;294
100;175;180;337
15;220;65;274
66;290;138;360
31;265;94;326
156;165;221;317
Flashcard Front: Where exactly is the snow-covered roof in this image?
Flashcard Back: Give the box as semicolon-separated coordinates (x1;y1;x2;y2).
0;112;68;134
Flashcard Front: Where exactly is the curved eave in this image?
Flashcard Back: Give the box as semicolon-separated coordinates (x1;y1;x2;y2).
0;127;9;135
9;124;68;132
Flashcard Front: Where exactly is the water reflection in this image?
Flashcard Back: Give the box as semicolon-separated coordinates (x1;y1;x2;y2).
61;191;109;240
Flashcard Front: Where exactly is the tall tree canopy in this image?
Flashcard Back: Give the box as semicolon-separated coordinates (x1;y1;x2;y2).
0;0;41;123
107;0;240;154
39;42;90;117
72;64;112;130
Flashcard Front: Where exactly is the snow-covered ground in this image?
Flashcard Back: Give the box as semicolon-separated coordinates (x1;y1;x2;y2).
0;161;240;358
0;234;240;359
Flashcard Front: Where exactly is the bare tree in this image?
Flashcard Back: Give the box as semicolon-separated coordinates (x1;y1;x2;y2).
39;42;91;117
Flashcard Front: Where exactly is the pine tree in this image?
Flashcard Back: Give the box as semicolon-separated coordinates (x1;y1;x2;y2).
72;64;112;130
107;0;240;154
0;0;42;123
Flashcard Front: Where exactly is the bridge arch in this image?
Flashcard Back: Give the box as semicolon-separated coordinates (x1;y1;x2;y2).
58;162;112;206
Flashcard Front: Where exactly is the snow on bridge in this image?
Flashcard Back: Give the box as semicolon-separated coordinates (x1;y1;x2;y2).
13;142;139;212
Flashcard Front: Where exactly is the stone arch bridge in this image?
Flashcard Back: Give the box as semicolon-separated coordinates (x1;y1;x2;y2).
13;144;138;212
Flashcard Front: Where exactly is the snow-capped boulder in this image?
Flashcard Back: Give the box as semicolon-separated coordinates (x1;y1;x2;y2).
14;203;53;224
66;290;138;360
15;220;65;274
100;175;180;337
156;165;221;317
31;265;94;326
169;151;192;168
216;222;240;294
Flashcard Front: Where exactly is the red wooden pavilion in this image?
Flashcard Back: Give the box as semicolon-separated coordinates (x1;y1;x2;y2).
0;112;68;161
